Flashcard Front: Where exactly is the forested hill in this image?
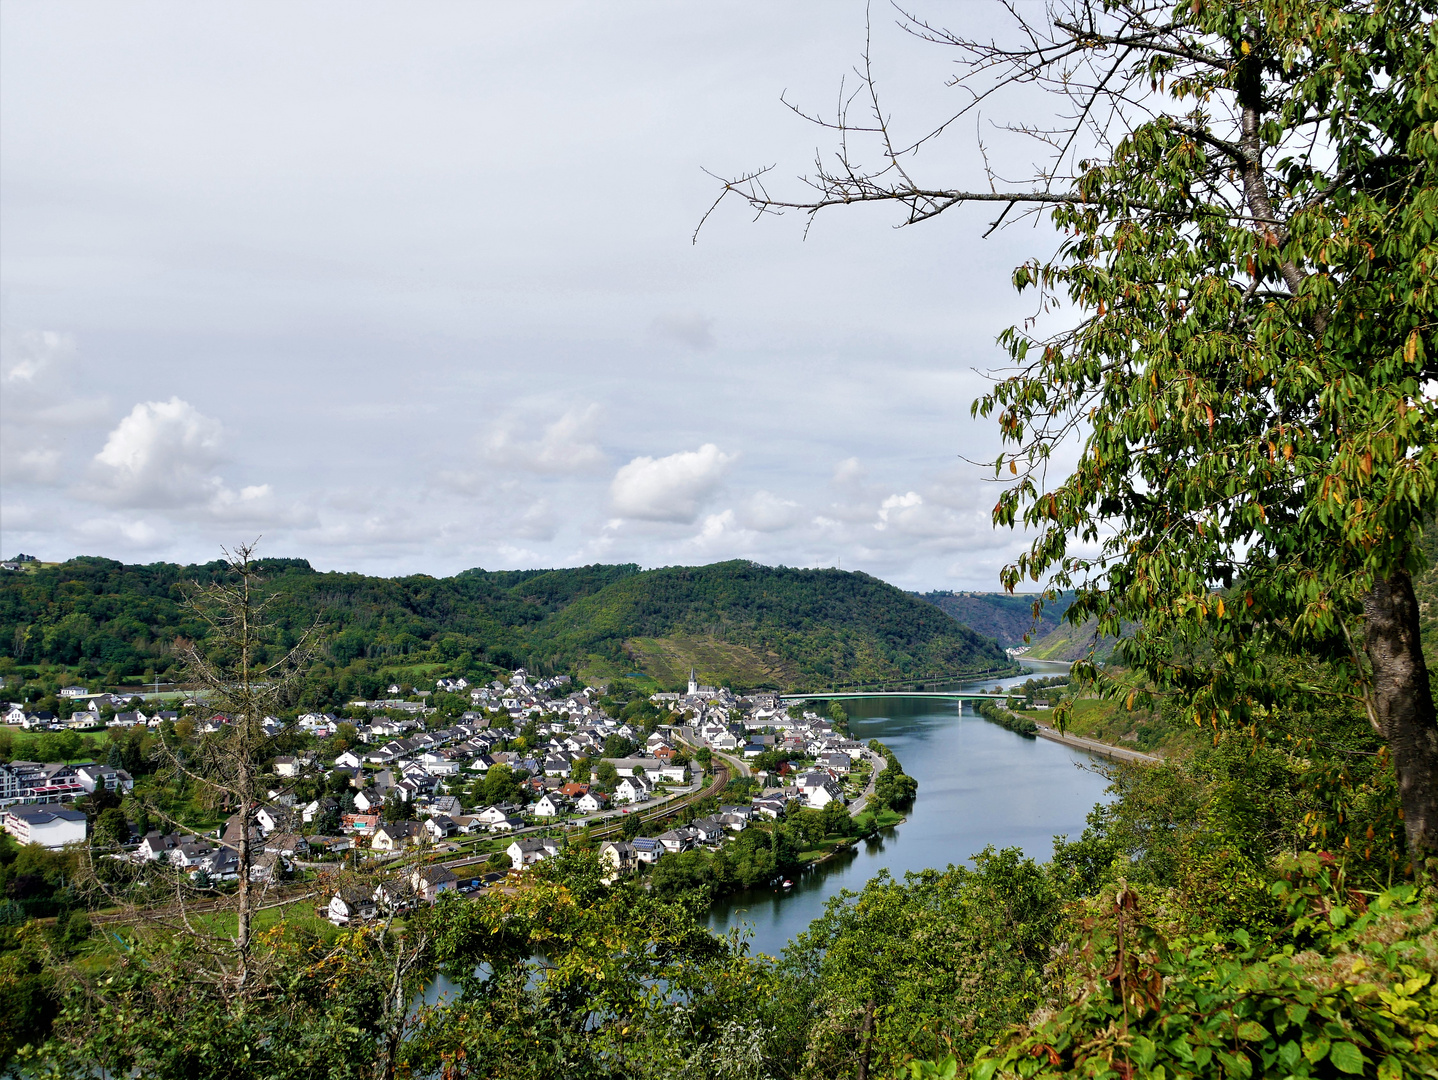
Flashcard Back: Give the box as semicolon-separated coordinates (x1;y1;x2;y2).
0;557;1012;703
914;590;1075;650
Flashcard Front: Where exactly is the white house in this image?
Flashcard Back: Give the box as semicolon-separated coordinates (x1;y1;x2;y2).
74;764;134;794
576;791;608;814
3;805;87;848
614;776;653;804
506;836;560;866
328;888;377;924
805;780;846;810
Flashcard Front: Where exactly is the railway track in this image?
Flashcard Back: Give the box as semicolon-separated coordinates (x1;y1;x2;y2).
585;759;731;841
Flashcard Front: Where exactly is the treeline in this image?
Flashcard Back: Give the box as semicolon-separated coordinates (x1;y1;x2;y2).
867;739;918;810
0;557;1011;698
974;698;1038;737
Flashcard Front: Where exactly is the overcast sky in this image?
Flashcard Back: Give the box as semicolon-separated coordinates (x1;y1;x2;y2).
1;1;1067;590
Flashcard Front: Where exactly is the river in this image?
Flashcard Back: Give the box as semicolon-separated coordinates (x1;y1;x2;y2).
705;662;1112;958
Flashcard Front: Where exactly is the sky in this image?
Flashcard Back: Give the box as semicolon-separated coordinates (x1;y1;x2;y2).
0;1;1070;591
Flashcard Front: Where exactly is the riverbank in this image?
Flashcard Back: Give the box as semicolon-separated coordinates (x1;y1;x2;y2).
1031;721;1161;763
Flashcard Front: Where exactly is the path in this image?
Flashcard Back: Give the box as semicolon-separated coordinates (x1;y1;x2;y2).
1032;722;1161;764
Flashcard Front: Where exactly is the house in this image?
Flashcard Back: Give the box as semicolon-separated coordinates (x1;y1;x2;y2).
471;805;510;826
342;812;380;834
353;788;384;814
657;828;696;854
307;834;351;854
411;864;460;902
488;816;524;833
426;795;462;818
333;751;363;770
614;776;653;804
137;831;183;862
533;793;568;818
373;877;416;912
372;821;422;852
689;816;726;845
249;850;285;883
805;780;846;810
272;756;300;778
598;840;637;879
59;686;90;699
328;888;377;924
506;837;560;866
3;805;87;848
74;764;134;794
818;752;851;775
263;833;309;857
630;836;666;864
301;796;340;824
424;816;459;842
254;804;289;835
576;791;608;814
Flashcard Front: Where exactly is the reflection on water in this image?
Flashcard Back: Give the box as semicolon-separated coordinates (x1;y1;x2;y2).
708;666;1111;959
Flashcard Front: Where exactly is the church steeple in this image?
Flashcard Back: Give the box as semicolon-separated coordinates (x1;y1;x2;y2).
688;667;698;696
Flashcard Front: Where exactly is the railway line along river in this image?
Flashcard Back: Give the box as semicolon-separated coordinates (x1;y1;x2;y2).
706;664;1113;958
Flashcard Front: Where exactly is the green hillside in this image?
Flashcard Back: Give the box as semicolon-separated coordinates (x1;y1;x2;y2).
914;590;1075;649
0;556;1013;703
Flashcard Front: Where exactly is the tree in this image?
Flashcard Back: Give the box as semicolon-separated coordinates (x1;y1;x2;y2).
159;543;315;991
712;0;1438;855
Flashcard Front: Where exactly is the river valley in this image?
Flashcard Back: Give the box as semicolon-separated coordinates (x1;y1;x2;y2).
706;665;1113;958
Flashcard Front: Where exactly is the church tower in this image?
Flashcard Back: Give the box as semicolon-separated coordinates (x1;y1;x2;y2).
688;667;699;696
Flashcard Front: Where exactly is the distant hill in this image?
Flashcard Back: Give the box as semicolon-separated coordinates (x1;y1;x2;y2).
914;591;1075;650
0;557;1014;703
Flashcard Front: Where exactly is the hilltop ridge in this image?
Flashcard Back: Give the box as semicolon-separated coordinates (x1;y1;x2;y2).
0;556;1014;702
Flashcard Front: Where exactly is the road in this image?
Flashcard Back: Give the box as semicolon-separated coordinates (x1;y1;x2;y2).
845;749;887;816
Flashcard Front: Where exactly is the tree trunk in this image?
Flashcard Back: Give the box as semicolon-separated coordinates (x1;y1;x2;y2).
856;998;876;1080
1363;568;1438;857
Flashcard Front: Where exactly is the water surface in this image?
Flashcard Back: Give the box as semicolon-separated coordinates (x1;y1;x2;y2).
707;672;1111;958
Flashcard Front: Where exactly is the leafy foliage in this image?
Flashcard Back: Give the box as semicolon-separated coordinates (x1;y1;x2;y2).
0;558;1012;697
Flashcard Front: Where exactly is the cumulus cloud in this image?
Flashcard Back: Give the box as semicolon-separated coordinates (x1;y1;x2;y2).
482;404;607;474
610;443;735;523
91;397;225;507
650;312;716;351
86;395;302;526
737;489;802;533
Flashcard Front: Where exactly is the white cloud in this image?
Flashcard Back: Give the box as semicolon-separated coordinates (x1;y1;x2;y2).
737;489;802;533
2;329;75;384
91;397;225;508
875;491;924;532
650;312;716;351
0;330;93;485
610;443;735;523
483;404;607;474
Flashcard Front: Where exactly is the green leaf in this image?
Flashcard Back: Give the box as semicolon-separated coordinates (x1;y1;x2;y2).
1377;1055;1404;1080
1236;1021;1267;1042
1278;1041;1301;1069
1303;1034;1331;1064
1329;1043;1365;1075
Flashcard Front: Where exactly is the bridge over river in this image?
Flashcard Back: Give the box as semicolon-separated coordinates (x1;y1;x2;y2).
781;689;1012;704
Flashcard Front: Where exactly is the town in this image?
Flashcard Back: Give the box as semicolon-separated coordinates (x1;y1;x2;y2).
1;665;901;922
